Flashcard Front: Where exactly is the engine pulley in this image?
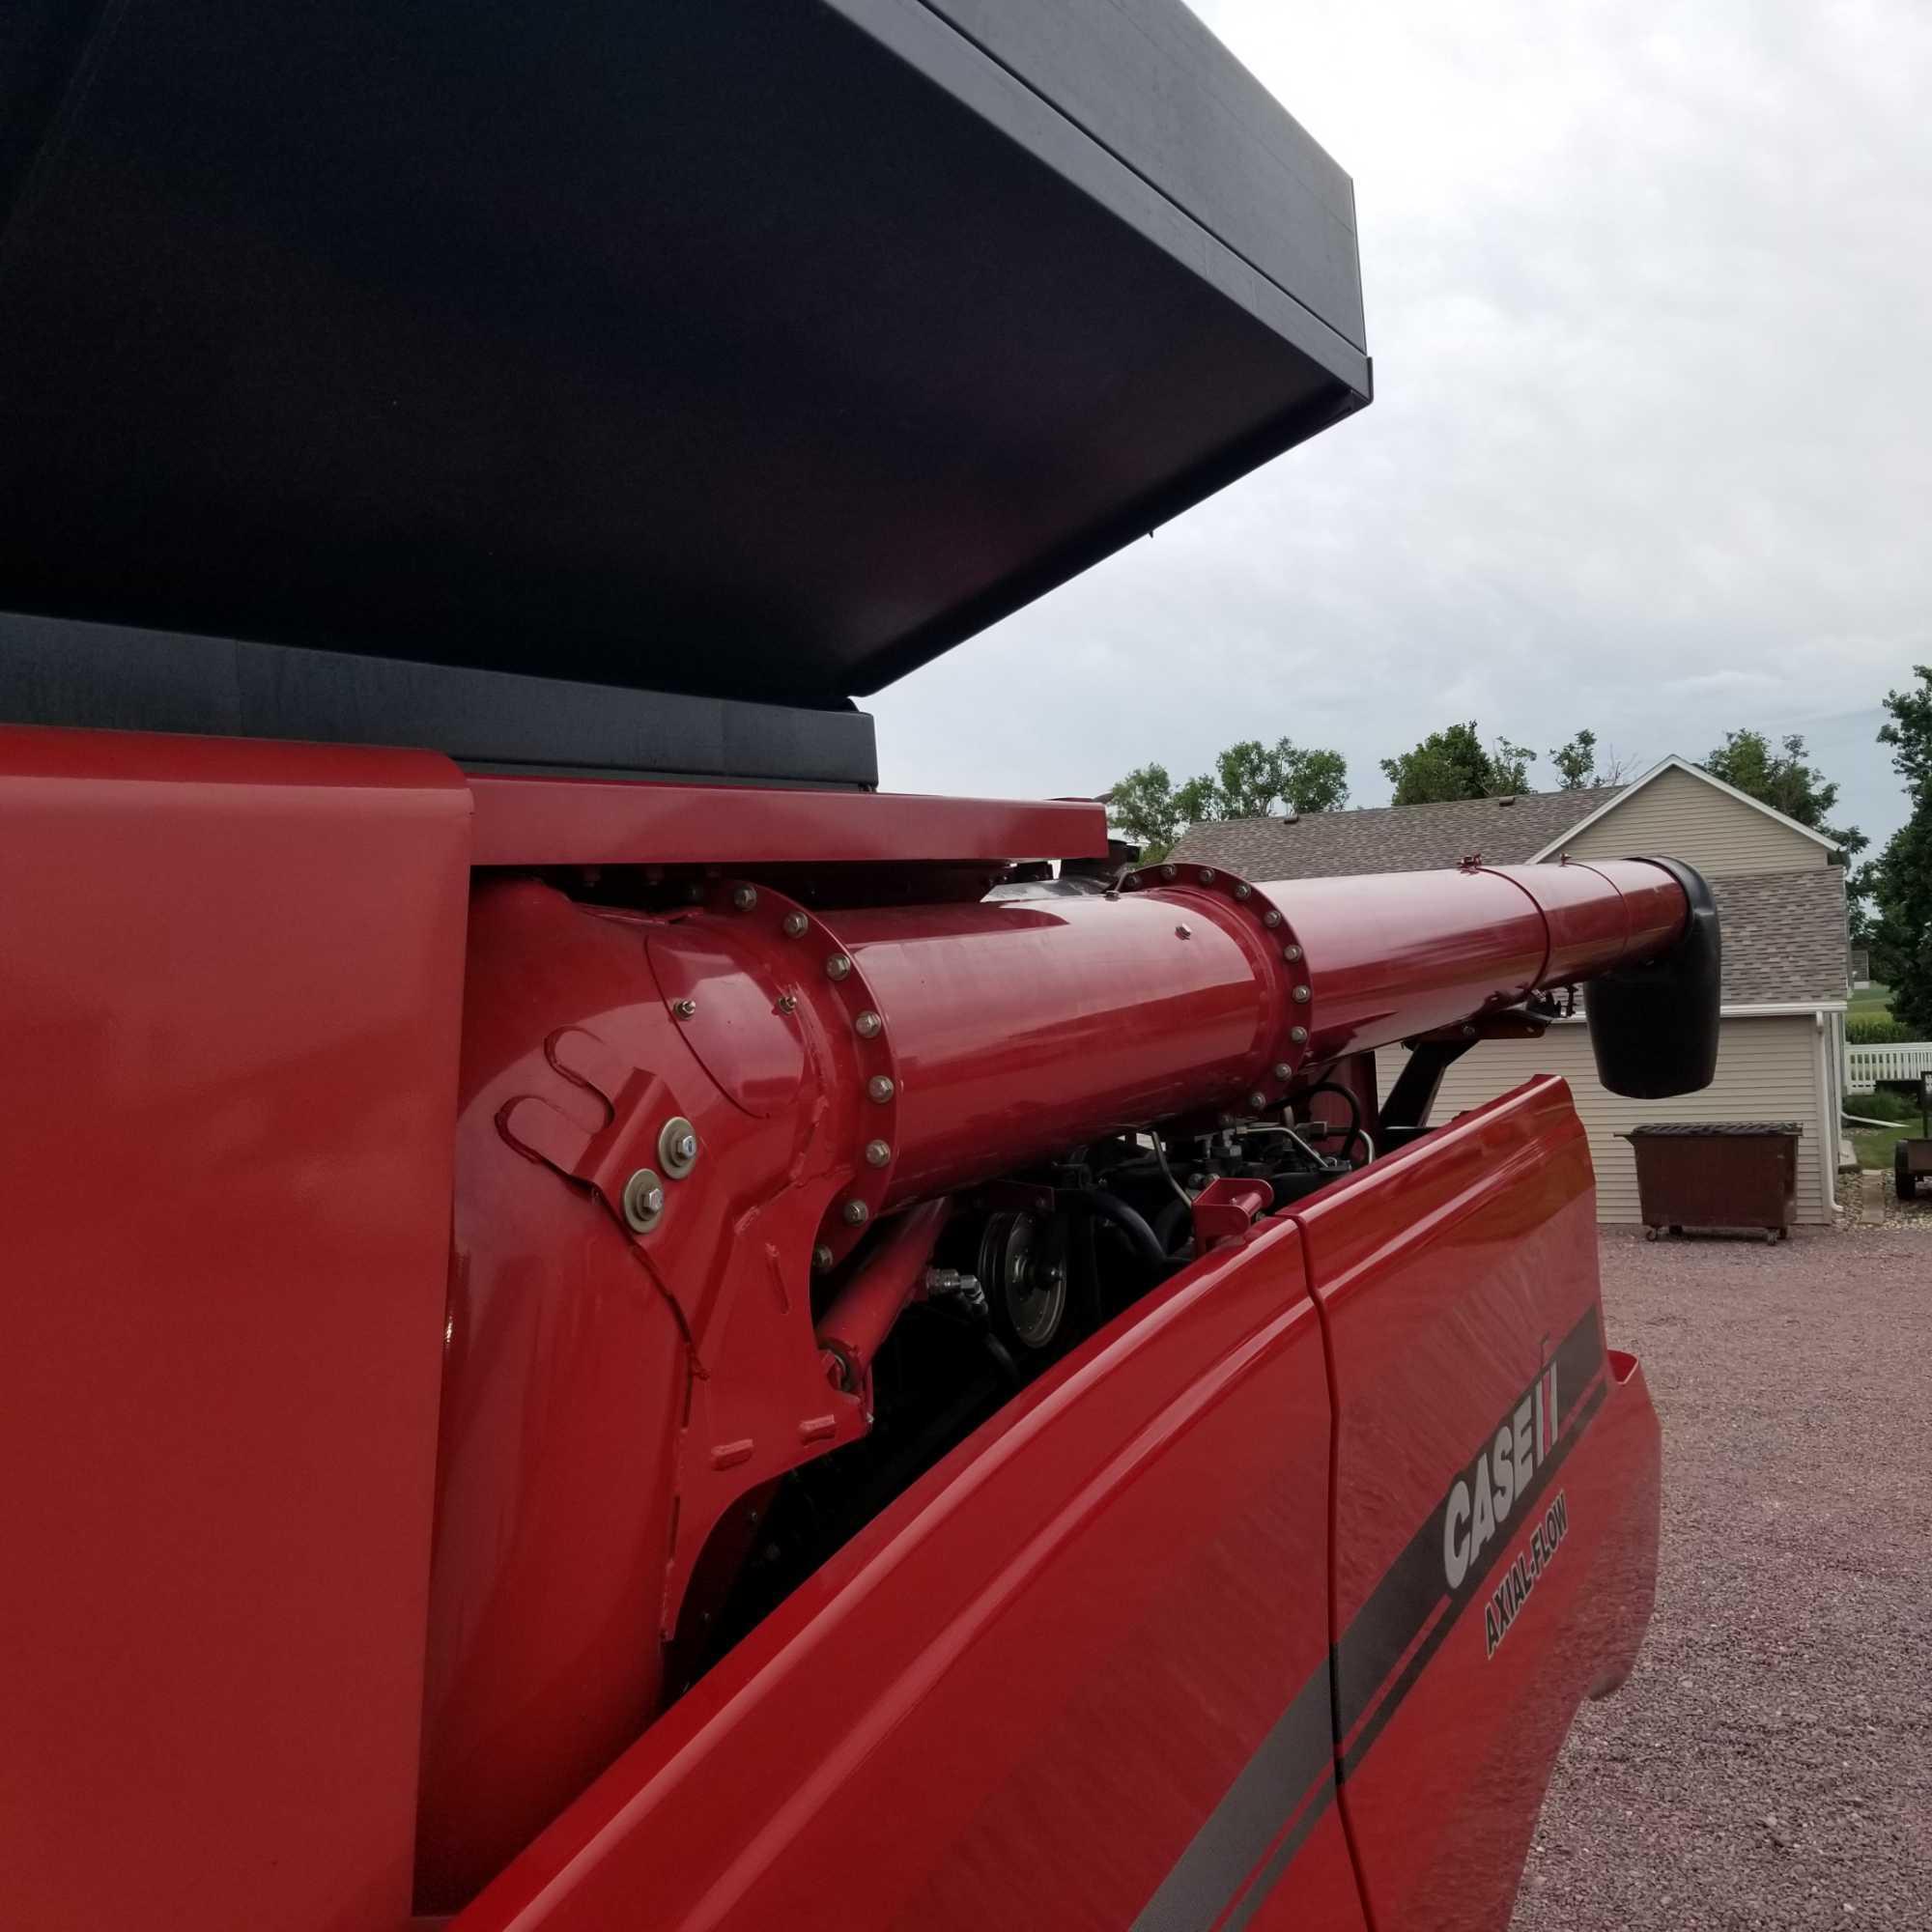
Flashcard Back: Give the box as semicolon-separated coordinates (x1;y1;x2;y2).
978;1210;1067;1351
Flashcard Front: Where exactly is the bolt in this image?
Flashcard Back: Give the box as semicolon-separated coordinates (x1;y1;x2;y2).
782;911;809;938
1175;923;1192;940
1263;909;1282;929
1160;864;1177;879
1233;882;1252;900
1198;868;1215;884
826;952;852;980
1248;1091;1267;1111
776;992;798;1014
658;1115;700;1175
865;1139;892;1167
1292;984;1311;1004
1291;1025;1308;1043
731;884;758;911
841;1199;869;1226
867;1074;895;1103
854;1010;883;1038
672;997;697;1019
1283;943;1303;962
812;1243;836;1271
1273;1062;1292;1081
621;1168;666;1232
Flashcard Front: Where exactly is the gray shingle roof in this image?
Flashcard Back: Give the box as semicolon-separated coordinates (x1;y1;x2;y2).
1172;786;1623;879
1709;868;1849;1005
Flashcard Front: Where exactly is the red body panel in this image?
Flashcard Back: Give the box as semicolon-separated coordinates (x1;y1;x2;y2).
467;776;1109;868
0;728;1665;1930
0;727;471;1932
449;1219;1364;1932
1295;1075;1662;1931
442;1078;1659;1932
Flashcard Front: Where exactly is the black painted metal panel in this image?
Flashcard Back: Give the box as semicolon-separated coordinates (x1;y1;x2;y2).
0;612;879;784
0;1;1369;705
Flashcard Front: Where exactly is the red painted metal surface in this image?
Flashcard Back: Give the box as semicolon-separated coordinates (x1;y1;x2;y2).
419;856;1686;1902
441;1078;1658;1932
448;1218;1364;1932
0;726;471;1932
418;876;907;1906
467;775;1111;867
1293;1076;1662;1931
0;728;1670;1926
838;892;1283;1203
817;1197;952;1389
1189;1175;1273;1246
1264;859;1689;1062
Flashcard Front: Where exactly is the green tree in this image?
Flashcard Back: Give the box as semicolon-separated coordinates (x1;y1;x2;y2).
1701;729;1865;861
1489;735;1537;794
1107;736;1349;860
1106;762;1186;858
1549;728;1600;790
1200;738;1350;818
1378;723;1537;804
1861;668;1932;1034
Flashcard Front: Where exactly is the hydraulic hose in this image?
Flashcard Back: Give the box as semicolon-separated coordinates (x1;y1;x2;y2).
1067;1188;1169;1269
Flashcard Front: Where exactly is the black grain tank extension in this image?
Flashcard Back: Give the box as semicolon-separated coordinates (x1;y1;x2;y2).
0;1;1368;716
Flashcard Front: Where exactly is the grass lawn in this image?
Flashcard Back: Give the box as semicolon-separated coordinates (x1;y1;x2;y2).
1849;981;1894;1020
1852;1122;1916;1170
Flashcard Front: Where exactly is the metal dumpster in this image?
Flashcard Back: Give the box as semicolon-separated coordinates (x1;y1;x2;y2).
1622;1122;1802;1242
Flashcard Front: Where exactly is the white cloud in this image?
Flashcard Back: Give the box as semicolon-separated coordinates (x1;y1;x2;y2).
870;0;1932;846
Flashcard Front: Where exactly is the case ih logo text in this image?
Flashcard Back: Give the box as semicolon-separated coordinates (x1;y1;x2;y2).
1482;1492;1571;1659
1442;1358;1560;1594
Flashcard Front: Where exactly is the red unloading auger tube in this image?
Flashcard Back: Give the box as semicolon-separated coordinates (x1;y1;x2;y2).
416;852;1717;1906
827;858;1698;1208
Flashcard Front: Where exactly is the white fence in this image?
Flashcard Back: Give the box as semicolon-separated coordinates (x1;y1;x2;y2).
1846;1040;1932;1094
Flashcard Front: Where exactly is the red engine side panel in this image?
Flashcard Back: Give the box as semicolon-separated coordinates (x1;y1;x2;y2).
0;727;471;1932
450;1219;1363;1932
1293;1076;1662;1932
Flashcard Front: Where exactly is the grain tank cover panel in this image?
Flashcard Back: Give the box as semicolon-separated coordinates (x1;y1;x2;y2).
0;0;1369;702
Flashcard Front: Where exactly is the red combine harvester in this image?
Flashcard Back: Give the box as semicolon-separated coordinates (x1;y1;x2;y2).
0;6;1717;1928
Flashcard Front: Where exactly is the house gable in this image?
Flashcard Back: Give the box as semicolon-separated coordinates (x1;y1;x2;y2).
1536;757;1834;877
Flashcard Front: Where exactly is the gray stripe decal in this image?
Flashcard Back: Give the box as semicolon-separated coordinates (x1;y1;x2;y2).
1220;1769;1337;1932
1131;1304;1612;1927
1130;1666;1333;1931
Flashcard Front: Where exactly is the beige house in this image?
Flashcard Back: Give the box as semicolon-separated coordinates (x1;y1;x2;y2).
1175;756;1852;1224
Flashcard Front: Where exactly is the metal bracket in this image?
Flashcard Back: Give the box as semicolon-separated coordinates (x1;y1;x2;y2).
498;1027;681;1223
1190;1176;1272;1247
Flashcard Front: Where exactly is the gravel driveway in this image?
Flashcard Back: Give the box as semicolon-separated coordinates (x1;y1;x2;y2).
1511;1228;1931;1930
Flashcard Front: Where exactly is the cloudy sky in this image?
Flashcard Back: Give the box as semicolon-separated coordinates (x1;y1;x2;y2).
871;0;1932;851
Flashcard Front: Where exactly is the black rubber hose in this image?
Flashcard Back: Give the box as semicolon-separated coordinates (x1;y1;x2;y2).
1068;1188;1169;1269
1302;1081;1366;1163
1152;1194;1193;1255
